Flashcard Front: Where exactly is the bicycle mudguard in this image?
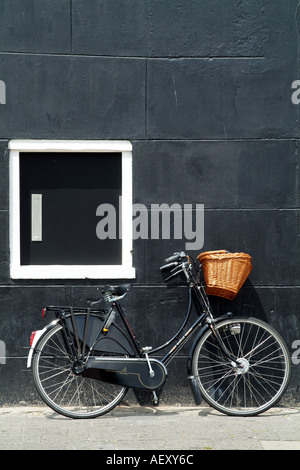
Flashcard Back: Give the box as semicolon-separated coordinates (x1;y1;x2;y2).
27;319;60;368
83;357;167;391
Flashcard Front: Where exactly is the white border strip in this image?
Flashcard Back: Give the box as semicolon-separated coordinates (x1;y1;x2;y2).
9;140;132;153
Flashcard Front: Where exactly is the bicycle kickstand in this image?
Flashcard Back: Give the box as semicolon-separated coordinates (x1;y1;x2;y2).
152;391;159;405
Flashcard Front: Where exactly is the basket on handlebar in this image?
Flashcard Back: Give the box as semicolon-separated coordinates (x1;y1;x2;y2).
197;250;252;300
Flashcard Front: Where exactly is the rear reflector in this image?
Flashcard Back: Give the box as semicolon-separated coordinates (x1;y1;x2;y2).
30;331;37;347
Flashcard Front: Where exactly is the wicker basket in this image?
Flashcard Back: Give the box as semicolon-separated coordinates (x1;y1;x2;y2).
197;250;252;300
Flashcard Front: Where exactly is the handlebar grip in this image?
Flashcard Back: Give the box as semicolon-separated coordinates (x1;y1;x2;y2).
165;254;181;263
160;262;178;272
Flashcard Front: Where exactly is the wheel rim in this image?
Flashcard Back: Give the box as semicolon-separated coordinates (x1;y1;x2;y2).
194;318;290;416
33;324;127;418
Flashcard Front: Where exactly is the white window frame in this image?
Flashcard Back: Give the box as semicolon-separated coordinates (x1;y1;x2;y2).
9;139;135;279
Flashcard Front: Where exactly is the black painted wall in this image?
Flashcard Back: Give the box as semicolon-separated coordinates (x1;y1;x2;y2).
0;0;300;406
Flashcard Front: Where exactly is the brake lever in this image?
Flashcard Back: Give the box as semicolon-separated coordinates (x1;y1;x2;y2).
164;267;183;282
89;298;101;307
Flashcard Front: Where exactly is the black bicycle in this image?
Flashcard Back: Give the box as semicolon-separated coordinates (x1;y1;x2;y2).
27;251;291;418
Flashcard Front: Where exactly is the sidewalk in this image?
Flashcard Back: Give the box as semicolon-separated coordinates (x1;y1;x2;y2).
0;405;299;451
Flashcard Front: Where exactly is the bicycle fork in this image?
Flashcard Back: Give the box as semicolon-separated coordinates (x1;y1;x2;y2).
186;313;245;405
206;317;245;372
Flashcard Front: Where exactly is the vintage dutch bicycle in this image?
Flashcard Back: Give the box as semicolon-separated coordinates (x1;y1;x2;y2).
27;250;291;419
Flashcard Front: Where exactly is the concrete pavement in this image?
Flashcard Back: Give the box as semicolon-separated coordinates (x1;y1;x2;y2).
0;404;299;451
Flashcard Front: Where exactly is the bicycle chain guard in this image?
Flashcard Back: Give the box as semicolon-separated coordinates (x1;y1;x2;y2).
83;356;167;391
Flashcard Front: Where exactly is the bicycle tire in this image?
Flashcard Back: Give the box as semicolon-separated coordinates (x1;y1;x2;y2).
192;317;291;416
32;323;128;419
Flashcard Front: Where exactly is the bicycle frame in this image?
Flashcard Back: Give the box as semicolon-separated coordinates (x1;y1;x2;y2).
90;278;234;401
28;254;237;395
111;287;203;364
112;284;234;368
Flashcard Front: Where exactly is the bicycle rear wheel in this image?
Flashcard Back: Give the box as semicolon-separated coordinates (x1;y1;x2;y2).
32;323;128;419
192;317;291;416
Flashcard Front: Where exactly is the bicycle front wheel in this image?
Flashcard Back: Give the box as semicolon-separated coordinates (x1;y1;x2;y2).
32;323;128;419
192;317;291;416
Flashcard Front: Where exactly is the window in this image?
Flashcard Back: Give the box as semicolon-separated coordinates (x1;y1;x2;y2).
9;140;135;279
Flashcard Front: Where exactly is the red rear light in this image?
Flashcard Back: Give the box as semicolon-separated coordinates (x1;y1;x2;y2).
42;308;46;318
30;331;37;346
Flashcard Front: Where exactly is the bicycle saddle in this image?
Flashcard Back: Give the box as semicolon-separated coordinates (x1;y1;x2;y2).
103;284;133;297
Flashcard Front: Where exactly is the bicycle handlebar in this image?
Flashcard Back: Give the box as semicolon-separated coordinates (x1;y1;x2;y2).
164;252;186;263
160;261;179;272
160;252;191;281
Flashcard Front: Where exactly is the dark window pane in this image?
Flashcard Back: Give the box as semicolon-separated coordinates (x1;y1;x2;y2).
20;152;122;265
